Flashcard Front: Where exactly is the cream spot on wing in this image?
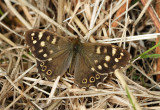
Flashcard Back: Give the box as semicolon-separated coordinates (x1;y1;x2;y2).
48;58;52;61
118;56;122;60
104;63;108;68
51;37;56;44
43;53;47;57
120;52;124;56
40;41;45;47
94;60;98;64
105;56;110;61
97;65;102;70
96;46;101;54
112;48;117;56
115;58;119;62
39;49;43;53
31;33;35;36
38;32;43;40
31;37;34;40
91;67;95;71
104;48;107;53
46;36;50;41
33;40;37;44
49;50;54;54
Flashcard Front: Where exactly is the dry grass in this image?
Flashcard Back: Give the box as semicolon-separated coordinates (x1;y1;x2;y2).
0;0;160;110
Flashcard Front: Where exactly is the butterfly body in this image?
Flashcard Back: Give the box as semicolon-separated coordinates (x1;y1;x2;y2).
25;29;130;88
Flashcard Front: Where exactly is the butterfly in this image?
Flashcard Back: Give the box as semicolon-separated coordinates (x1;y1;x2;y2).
25;29;130;88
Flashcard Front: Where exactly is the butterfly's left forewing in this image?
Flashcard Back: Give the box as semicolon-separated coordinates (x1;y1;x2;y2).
25;29;72;60
74;43;130;88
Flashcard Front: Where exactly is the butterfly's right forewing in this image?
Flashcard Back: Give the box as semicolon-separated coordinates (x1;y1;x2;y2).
25;29;73;80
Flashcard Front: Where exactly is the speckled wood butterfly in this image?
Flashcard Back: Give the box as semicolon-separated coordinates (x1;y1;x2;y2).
25;29;130;88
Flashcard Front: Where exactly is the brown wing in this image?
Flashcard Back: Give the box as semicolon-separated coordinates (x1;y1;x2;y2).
36;50;72;80
74;54;108;88
74;43;130;88
25;29;73;80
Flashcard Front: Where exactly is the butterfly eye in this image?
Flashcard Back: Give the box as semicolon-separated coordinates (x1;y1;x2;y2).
42;66;47;71
82;78;87;84
96;74;100;79
89;76;95;83
46;70;52;75
40;62;45;67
